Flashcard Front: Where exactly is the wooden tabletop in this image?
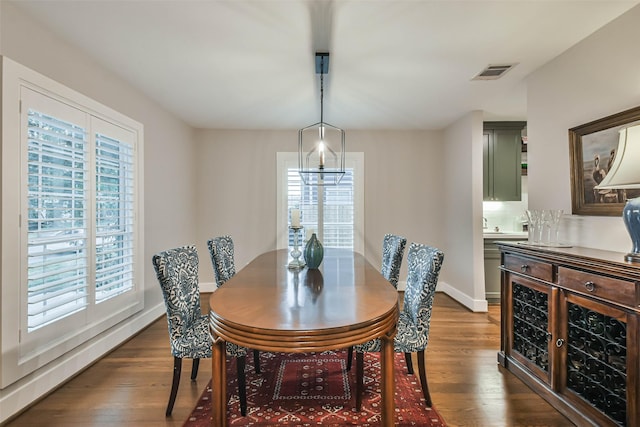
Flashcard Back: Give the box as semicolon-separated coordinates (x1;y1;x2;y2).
208;248;400;426
209;248;399;352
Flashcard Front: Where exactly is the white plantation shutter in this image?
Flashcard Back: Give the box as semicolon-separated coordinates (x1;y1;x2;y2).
322;172;354;248
281;152;362;251
2;59;143;387
25;111;137;329
26;109;89;330
94;131;135;303
287;168;355;248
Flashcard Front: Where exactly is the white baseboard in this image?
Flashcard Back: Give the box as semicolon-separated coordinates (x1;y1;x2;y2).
398;280;487;312
437;280;488;312
0;303;166;424
200;281;218;293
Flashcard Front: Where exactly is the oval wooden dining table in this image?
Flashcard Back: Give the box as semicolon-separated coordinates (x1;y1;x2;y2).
209;248;399;426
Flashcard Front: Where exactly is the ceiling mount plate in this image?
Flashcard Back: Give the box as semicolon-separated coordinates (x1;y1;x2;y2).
315;52;329;74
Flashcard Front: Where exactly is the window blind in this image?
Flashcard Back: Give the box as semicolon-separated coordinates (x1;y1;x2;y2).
287;168;355;249
26;113;137;329
27;110;89;331
95;133;135;303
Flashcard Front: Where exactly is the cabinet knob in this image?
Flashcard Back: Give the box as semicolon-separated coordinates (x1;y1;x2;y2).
520;264;529;272
584;281;595;292
555;338;565;348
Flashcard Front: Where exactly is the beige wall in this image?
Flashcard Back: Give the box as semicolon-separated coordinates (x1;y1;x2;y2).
194;128;446;286
441;111;488;311
194;129;287;278
527;4;640;252
0;3;198;421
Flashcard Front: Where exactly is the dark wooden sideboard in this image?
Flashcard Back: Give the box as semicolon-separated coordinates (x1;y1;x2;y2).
497;242;639;427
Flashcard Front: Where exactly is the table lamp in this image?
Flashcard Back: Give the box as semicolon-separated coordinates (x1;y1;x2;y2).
595;124;640;262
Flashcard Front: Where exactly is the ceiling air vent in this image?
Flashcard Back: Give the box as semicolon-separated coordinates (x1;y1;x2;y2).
472;64;517;80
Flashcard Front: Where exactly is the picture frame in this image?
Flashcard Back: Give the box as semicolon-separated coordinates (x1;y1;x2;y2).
569;106;640;216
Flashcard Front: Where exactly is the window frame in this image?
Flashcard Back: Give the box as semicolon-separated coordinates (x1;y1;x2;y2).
276;152;364;254
1;57;144;387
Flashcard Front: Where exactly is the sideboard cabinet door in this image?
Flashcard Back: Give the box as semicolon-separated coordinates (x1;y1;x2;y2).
558;290;637;427
505;272;554;386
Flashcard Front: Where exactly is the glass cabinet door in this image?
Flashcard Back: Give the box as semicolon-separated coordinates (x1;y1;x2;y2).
507;274;553;385
560;290;630;427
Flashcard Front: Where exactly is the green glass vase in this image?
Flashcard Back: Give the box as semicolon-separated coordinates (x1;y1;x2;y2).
304;233;324;269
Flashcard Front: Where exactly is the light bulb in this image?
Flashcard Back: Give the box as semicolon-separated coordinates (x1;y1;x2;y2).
318;141;325;169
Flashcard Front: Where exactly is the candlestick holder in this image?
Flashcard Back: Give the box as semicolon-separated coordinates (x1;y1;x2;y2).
288;226;306;270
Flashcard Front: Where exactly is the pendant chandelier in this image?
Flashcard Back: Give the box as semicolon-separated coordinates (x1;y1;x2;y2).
298;52;345;185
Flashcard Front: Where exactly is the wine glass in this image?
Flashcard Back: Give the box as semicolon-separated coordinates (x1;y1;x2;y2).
526;209;542;244
547;209;564;246
541;210;553;245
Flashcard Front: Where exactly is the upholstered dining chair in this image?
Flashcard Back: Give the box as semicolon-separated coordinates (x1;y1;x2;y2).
207;235;236;286
380;233;408;289
152;245;249;417
346;233;408;370
207;236;261;374
353;242;444;411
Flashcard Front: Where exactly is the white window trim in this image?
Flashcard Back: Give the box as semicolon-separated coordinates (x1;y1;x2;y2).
1;56;145;387
276;152;364;255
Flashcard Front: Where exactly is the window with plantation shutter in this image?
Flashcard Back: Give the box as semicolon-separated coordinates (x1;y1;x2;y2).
286;168;355;248
277;152;363;254
27;110;89;331
94;131;134;303
25;109;137;330
1;58;143;387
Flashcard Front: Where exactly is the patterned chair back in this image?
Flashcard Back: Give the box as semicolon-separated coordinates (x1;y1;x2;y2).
207;235;236;287
403;243;444;330
152;245;204;355
381;234;407;288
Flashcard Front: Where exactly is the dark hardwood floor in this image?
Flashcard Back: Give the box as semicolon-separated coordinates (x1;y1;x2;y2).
4;293;573;427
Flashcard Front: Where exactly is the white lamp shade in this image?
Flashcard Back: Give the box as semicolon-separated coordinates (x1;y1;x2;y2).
595;124;640;190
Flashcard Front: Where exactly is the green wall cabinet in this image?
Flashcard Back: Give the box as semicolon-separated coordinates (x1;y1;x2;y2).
483;121;526;201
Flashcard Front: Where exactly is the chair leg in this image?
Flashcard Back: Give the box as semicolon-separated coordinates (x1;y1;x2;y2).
191;358;200;380
253;349;261;374
417;350;433;407
355;352;364;412
166;356;182;416
346;346;353;371
237;356;247;416
404;352;414;374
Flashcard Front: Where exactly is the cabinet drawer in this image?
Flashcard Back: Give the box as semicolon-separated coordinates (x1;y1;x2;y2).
503;254;553;282
557;266;637;308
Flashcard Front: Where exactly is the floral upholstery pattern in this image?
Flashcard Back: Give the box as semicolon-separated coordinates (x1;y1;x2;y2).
380;234;407;288
355;243;444;353
207;235;263;385
346;233;408;369
152;245;246;358
153;244;249;416
207;235;236;287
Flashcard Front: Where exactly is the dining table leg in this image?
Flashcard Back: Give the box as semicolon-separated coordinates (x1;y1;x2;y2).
380;334;395;427
211;337;227;427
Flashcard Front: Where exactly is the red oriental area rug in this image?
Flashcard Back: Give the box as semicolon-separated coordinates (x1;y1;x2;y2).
183;350;447;426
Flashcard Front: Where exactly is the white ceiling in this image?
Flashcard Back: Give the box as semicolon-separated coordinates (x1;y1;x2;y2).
11;0;639;130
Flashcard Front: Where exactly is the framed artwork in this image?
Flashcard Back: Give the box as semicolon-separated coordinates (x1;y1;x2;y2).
569;106;640;216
